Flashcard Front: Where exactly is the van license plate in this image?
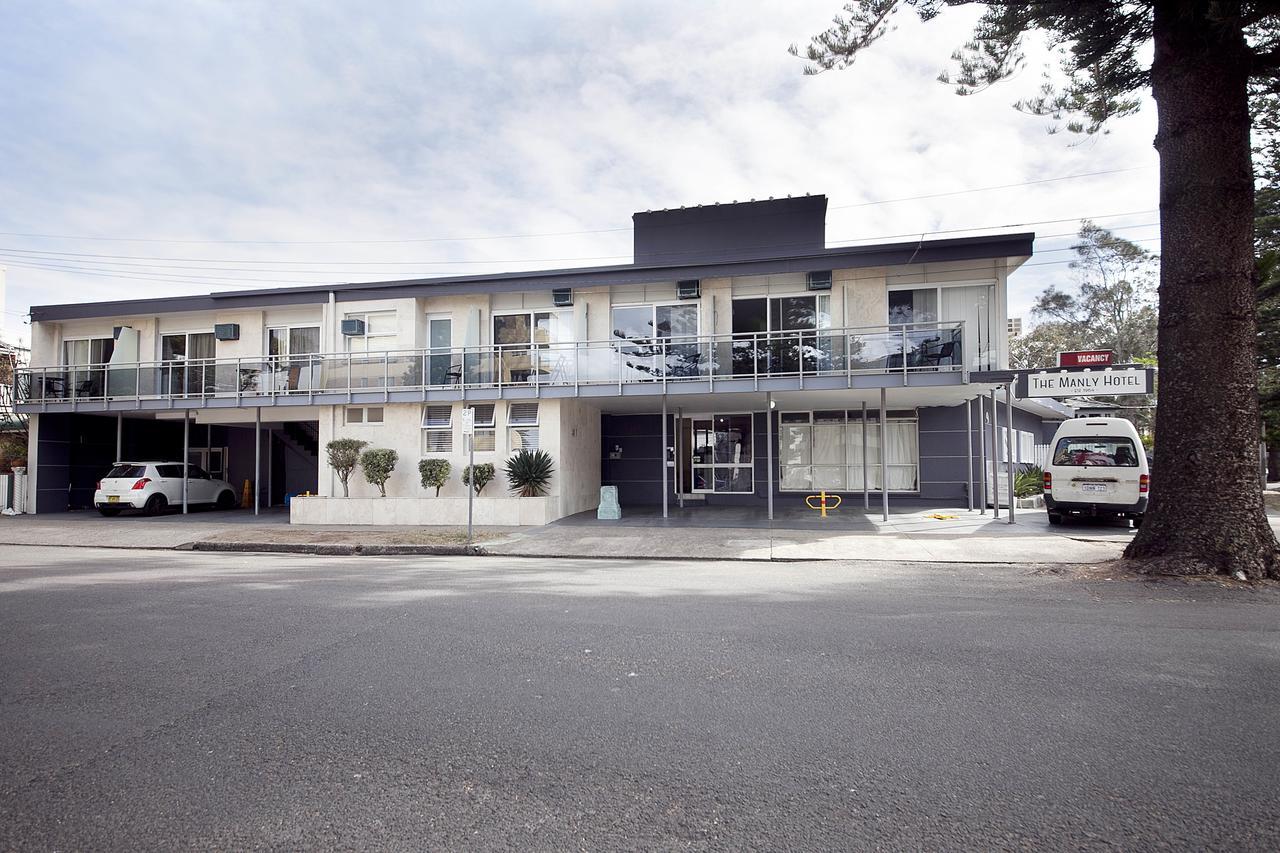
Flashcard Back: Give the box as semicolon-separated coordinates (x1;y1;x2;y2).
108;495;119;503
1081;483;1108;494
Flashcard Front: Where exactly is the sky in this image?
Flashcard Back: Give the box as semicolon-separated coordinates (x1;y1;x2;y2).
0;0;1162;349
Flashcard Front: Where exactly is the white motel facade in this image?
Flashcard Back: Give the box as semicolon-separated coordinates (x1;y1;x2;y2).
14;195;1068;523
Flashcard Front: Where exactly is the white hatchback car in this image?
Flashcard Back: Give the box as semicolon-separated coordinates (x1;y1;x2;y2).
94;462;239;516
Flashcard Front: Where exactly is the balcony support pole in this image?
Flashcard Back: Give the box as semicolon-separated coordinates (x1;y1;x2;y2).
115;413;122;462
661;396;669;520
979;395;987;515
676;407;684;509
766;393;774;522
862;401;869;510
990;387;1000;519
254;406;261;517
182;409;189;515
880;387;889;522
1006;383;1016;525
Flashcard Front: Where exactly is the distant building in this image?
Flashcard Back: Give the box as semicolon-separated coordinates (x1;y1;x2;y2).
1008;316;1023;337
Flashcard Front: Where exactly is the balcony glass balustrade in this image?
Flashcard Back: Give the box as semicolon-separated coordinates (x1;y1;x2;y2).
15;321;976;404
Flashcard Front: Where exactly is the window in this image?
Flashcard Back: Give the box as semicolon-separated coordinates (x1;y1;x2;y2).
691;413;753;493
345;406;384;425
731;295;832;375
468;403;496;451
421;405;453;453
611;303;701;378
266;326;320;392
268;326;320;358
161;331;217;395
507;402;540;452
344;311;397;352
887;289;938;325
1051;436;1140;467
779;410;919;492
888;282;996;370
492;311;572;384
63;338;115;366
426;314;455;385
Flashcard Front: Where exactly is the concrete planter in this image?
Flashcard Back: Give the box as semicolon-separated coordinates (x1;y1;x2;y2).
290;495;561;526
1015;494;1045;509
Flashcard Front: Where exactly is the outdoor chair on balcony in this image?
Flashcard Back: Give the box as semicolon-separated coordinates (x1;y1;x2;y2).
920;341;958;368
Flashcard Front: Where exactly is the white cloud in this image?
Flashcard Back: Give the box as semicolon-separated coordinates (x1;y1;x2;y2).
0;1;1160;346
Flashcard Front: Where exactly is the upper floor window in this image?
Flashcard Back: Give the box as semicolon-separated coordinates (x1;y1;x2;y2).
63;337;114;366
344;311;397;353
493;310;572;349
611;303;699;345
161;331;216;362
268;326;320;359
888;289;937;325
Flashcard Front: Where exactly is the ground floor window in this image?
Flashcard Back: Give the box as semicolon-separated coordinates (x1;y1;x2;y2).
421;405;453;453
779;410;918;492
508;402;540;452
691;413;753;493
345;406;384;425
468;403;496;451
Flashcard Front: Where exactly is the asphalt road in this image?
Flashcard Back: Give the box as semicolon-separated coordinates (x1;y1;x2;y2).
1;547;1278;850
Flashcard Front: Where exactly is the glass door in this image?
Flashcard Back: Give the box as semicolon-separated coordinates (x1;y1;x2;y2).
427;315;454;385
688;414;754;494
162;332;216;396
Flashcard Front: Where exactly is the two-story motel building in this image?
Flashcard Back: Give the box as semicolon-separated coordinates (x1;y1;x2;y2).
14;195;1064;523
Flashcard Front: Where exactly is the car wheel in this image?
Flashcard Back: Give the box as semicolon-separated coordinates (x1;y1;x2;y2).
144;494;168;517
1047;512;1063;526
97;506;123;517
215;490;237;510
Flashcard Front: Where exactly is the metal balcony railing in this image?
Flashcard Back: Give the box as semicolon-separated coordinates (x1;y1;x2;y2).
15;322;983;404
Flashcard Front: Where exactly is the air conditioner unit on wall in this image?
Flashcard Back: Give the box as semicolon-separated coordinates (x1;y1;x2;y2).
341;318;365;336
677;279;701;300
552;288;573;307
214;323;240;341
806;271;833;291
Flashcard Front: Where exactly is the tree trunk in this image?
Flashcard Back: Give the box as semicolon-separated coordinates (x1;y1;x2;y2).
1125;0;1280;578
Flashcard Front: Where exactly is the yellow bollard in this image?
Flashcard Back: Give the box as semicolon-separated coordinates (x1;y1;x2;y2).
804;491;842;518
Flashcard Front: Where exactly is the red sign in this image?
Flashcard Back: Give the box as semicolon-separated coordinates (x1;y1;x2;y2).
1058;350;1114;367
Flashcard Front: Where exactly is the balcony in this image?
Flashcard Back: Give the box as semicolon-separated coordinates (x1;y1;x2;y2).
15;322;985;411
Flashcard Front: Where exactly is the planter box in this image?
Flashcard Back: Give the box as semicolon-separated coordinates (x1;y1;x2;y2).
1015;494;1045;509
290;496;562;526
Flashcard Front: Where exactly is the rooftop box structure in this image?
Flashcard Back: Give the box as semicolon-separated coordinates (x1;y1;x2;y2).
632;195;827;265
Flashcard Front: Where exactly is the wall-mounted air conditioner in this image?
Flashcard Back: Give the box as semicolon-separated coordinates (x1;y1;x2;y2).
552;288;573;307
806;271;833;291
214;323;240;341
341;319;365;336
677;279;701;300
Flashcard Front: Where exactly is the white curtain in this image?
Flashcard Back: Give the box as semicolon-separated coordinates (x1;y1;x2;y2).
939;284;995;370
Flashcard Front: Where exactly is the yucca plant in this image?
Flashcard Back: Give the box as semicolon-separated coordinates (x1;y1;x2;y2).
1014;465;1044;498
504;449;554;497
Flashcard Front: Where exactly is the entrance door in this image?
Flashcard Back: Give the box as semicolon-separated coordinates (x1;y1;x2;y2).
681;413;754;495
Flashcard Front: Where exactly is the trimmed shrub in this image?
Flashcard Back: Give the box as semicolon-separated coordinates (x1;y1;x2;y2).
462;463;495;496
325;438;369;497
505;449;555;497
418;458;451;496
360;448;398;497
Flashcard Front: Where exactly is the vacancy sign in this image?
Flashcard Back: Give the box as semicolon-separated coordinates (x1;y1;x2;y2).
1018;366;1154;398
1058;350;1114;367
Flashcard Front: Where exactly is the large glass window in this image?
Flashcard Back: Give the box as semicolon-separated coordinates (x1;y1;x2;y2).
344;311;397;353
427;315;455;385
493;311;571;383
161;332;216;395
779;410;919;492
731;295;831;375
691;413;753;493
266;325;320;392
611;303;700;379
887;283;995;371
1051;436;1140;467
61;337;115;399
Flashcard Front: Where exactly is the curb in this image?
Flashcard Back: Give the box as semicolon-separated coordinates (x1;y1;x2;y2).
189;541;489;557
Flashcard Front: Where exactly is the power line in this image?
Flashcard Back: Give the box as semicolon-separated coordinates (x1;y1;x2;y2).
0;166;1154;247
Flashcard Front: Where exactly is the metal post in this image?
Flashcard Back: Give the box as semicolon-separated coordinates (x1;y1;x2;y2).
254;407;261;516
765;393;774;521
661;396;669;519
182;409;189;514
862;401;869;510
676;407;684;509
880;387;889;522
990;387;1000;519
467;432;475;545
965;398;973;511
115;413;123;462
978;395;987;515
1006;383;1016;525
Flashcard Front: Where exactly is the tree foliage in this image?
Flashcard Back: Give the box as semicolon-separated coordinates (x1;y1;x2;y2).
359;448;398;498
462;463;495;496
325;438;368;498
418;458;451;497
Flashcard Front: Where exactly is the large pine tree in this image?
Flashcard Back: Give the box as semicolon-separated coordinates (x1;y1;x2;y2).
793;1;1280;579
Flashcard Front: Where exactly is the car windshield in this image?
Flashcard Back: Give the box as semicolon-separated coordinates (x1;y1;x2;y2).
105;464;146;479
1052;436;1140;467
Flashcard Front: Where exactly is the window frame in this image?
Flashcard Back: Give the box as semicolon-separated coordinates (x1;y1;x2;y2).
687;411;755;495
343;311;398;353
421;404;454;454
467;403;497;452
344;405;385;426
507;402;541;452
778;409;920;493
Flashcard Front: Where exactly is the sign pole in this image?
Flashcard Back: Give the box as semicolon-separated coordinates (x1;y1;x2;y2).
462;406;475;547
990;387;1000;519
1005;383;1016;525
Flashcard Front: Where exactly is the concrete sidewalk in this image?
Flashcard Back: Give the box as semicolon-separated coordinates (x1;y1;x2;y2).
0;505;1143;563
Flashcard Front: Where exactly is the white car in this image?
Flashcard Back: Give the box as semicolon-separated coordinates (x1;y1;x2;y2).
94;462;239;517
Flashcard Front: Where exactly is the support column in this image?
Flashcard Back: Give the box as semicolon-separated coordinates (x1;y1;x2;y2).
880;387;888;522
115;413;123;462
254;407;261;516
181;409;189;514
1006;383;1016;525
965;398;974;511
765;393;774;521
862;401;869;510
661;397;669;519
978;395;987;515
990;387;1000;519
676;407;684;509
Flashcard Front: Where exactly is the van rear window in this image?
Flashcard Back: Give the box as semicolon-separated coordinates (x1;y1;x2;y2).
105;464;146;479
1052;437;1140;467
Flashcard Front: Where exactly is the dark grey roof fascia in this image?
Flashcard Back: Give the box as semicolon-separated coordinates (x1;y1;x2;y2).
31;231;1034;322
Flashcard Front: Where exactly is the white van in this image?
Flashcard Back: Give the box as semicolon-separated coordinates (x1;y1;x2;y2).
1043;417;1149;527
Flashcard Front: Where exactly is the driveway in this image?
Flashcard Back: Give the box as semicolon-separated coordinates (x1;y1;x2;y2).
2;547;1277;849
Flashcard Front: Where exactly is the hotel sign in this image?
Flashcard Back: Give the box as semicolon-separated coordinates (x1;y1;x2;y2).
1058;350;1114;367
1017;366;1154;398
